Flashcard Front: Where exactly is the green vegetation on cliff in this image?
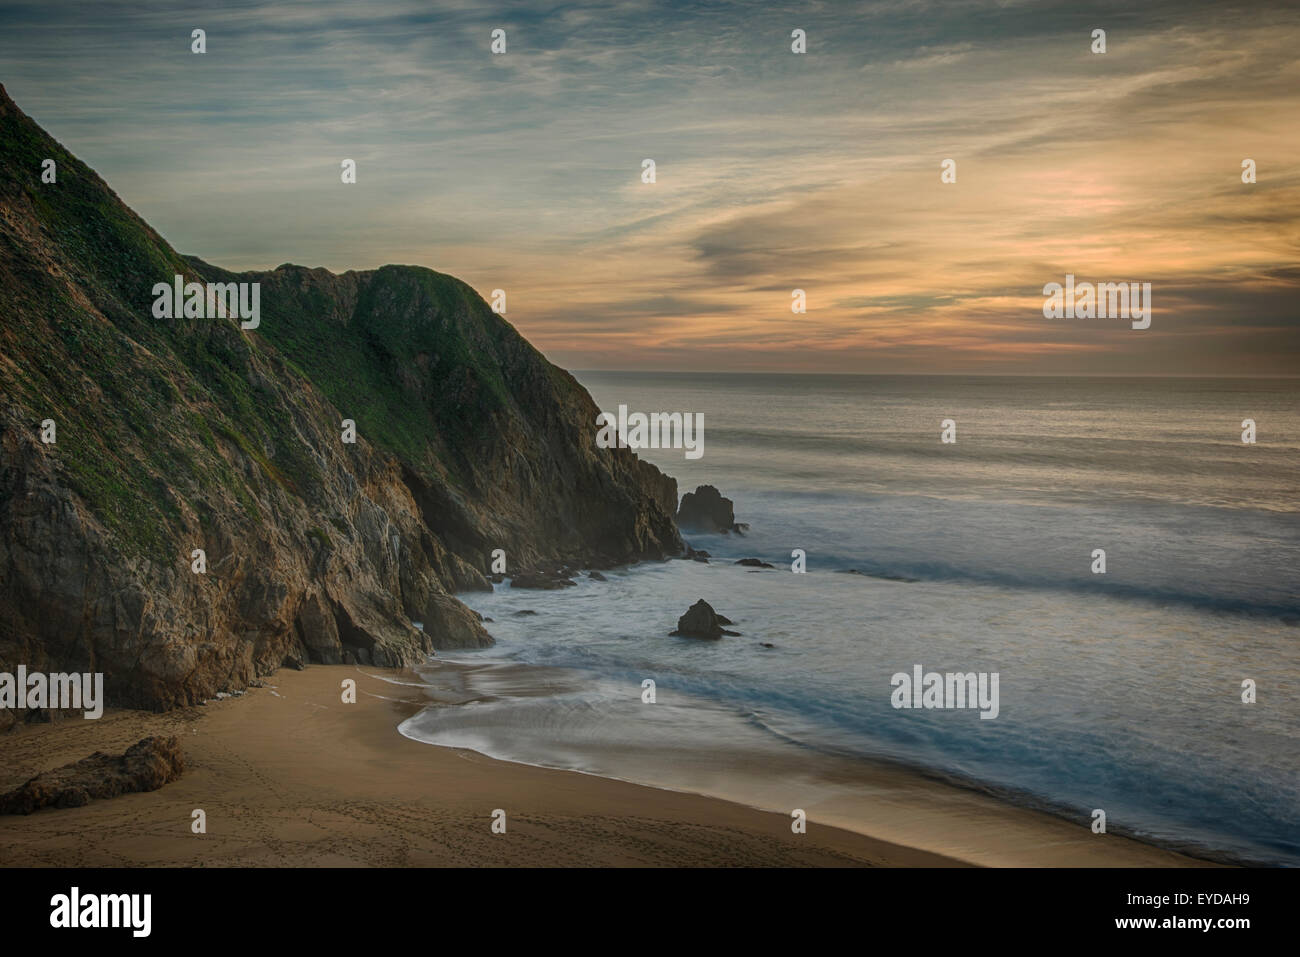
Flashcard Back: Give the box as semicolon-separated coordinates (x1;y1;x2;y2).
0;82;680;710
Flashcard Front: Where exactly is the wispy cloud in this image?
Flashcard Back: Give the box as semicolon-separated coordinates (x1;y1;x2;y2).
2;0;1297;372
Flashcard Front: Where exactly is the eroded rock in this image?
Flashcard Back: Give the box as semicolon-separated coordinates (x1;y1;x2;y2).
0;736;185;815
676;486;747;535
671;599;740;639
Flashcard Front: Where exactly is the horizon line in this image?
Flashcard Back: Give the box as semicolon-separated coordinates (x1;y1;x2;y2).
570;369;1300;380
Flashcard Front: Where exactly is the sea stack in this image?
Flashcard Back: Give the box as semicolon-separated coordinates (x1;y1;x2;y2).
671;599;739;639
676;485;747;534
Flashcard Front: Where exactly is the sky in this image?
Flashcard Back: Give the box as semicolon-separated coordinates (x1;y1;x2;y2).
2;0;1298;374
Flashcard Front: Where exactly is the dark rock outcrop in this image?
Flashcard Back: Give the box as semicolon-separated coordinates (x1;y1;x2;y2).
509;571;578;590
839;569;920;583
0;85;682;711
0;736;185;814
676;485;746;535
735;558;775;569
671;599;740;639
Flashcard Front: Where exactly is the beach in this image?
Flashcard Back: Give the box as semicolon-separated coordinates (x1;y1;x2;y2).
0;664;1211;867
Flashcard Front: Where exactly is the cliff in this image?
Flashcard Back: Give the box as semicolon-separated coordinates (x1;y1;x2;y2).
0;84;680;713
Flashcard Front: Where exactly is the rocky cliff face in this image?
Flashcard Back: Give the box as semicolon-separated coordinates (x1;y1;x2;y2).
0;85;680;713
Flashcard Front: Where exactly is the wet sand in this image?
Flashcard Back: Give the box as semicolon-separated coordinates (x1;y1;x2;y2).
0;664;1213;867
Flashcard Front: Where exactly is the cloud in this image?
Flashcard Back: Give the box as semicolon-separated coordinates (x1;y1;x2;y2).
2;0;1297;372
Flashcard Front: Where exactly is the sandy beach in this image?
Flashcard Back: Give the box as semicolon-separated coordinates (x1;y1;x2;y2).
0;664;1215;867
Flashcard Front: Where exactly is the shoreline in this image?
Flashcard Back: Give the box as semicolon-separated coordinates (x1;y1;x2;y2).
0;664;1215;867
400;656;1228;868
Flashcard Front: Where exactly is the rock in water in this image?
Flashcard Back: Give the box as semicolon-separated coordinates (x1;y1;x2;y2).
0;736;186;815
671;599;739;639
676;485;745;534
510;571;577;590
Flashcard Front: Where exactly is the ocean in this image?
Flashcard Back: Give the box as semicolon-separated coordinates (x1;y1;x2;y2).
399;373;1300;865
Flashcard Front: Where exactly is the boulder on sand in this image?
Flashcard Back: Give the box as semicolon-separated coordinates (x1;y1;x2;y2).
0;736;185;815
671;598;740;639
